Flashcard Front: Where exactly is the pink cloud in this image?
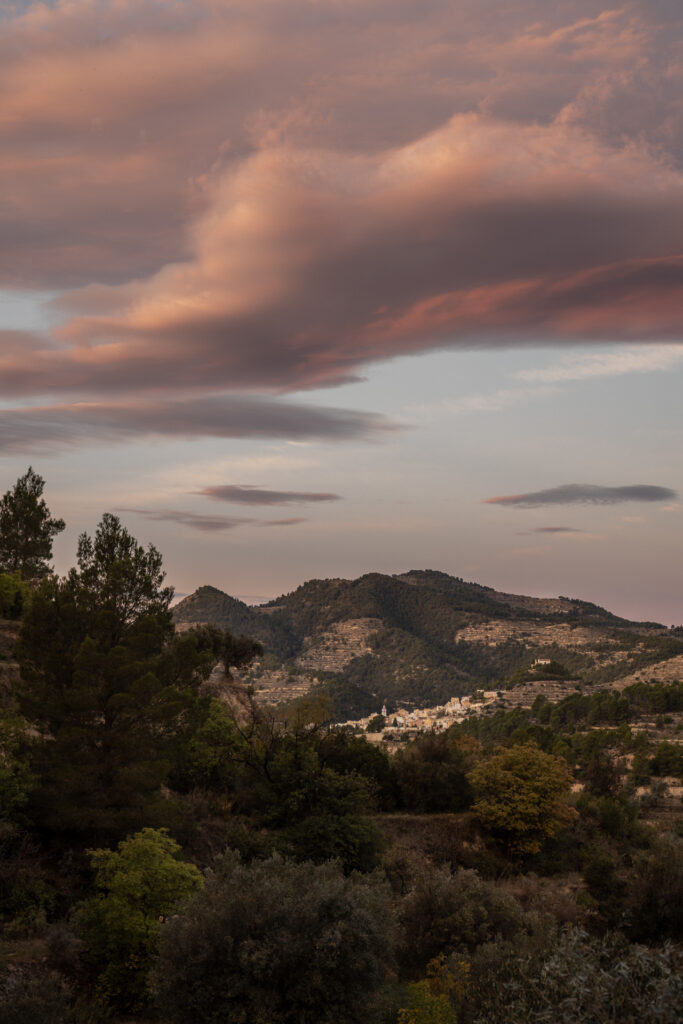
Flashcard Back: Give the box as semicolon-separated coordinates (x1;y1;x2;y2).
1;2;682;416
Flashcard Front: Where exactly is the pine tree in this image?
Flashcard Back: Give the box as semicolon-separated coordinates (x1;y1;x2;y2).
0;467;65;581
16;514;223;837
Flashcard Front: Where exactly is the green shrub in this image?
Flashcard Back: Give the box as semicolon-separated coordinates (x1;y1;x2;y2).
152;851;394;1024
397;864;526;977
627;837;683;942
394;734;474;813
469;744;576;854
0;573;28;620
75;828;202;1011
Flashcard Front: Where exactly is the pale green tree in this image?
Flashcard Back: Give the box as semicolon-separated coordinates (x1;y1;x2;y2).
469;743;576;854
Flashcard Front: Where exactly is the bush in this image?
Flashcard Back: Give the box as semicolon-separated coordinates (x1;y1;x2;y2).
0;969;71;1024
0;966;113;1024
0;573;28;620
627;837;683;942
0;823;55;936
394;734;474;813
398;956;466;1024
281;811;385;873
651;742;683;779
397;864;526;977
467;926;683;1024
75;828;202;1011
152;851;394;1024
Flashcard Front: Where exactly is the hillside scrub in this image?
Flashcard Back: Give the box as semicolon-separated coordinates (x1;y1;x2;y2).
152;852;394;1024
464;926;683;1024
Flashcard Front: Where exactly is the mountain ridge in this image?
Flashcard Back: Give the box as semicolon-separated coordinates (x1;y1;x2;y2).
173;571;679;719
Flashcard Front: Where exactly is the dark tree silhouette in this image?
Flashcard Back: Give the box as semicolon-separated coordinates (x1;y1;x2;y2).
0;467;65;581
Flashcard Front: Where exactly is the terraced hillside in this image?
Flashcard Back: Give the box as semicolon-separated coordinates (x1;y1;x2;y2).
173;571;683;720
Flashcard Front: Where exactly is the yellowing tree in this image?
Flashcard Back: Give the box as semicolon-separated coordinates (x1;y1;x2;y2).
468;743;576;854
398;956;468;1024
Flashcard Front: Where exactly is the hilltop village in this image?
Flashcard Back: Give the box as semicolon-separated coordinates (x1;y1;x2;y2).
343;691;501;738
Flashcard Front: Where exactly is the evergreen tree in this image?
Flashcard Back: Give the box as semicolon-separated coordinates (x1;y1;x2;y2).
16;515;223;837
0;468;65;581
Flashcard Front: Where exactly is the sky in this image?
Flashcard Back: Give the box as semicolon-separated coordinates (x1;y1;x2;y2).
1;0;682;624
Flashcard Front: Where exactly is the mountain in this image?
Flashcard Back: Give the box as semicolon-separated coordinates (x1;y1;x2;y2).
173;571;681;720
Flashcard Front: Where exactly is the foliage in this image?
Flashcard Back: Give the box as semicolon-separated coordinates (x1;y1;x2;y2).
398;957;467;1024
394;733;475;813
317;729;395;808
469;744;576;854
624;680;683;713
15;515;227;836
281;810;384;873
0;969;73;1024
0;573;29;619
152;851;394;1024
627;837;683;942
221;631;263;671
0;467;65;581
397;864;527;976
233;718;385;872
168;697;242;793
650;741;683;779
0;711;33;823
467;926;683;1024
69;512;174;647
582;749;622;797
0;966;112;1024
75;828;202;1010
0;823;56;936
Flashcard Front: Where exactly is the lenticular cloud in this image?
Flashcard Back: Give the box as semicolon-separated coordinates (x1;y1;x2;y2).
483;484;678;507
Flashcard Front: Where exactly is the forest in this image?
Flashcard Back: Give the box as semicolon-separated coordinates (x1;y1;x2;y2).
0;469;681;1023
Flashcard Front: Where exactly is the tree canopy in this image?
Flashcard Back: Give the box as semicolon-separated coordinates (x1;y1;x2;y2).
0;467;65;581
16;514;225;837
152;851;394;1024
76;828;202;1010
468;743;576;854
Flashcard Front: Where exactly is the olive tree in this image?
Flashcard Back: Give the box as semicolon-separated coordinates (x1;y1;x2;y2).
152;851;395;1024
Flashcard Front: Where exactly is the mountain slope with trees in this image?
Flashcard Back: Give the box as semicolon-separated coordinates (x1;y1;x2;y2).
174;572;682;719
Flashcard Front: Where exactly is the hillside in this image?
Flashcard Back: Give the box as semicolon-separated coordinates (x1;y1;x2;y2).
173;571;682;720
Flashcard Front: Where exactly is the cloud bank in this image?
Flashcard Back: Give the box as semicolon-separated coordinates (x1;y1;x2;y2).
116;508;308;534
533;526;585;534
0;0;682;428
196;485;341;506
0;396;396;454
484;484;679;507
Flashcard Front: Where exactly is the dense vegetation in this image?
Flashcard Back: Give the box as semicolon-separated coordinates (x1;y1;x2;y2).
0;470;681;1022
